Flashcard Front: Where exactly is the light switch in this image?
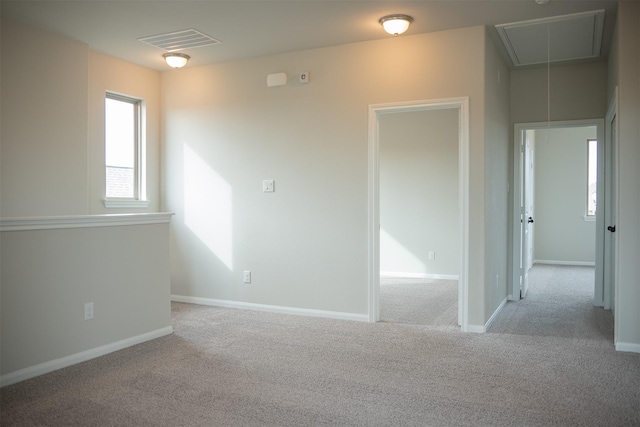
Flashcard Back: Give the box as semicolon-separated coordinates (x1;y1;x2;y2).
263;180;274;192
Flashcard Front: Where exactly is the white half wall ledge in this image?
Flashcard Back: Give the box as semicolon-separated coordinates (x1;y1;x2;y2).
0;326;174;388
171;295;368;322
0;212;174;232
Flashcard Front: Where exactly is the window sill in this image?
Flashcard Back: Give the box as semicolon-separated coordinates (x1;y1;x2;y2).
583;215;596;222
103;199;150;209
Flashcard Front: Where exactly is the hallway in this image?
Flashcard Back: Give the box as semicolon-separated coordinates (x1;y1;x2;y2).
488;264;613;347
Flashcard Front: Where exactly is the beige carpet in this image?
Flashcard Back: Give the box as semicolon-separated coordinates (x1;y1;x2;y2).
2;271;639;426
380;277;457;328
488;265;614;345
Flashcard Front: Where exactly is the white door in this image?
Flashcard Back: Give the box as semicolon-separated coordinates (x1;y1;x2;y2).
521;130;535;298
603;111;617;311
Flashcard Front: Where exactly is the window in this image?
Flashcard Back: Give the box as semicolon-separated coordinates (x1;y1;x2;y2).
104;93;147;207
587;139;597;217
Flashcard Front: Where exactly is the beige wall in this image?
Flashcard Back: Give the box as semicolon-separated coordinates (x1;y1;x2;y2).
1;220;173;381
483;28;511;321
510;62;608;124
163;26;498;327
88;52;162;213
612;1;640;350
0;19;162;217
1;20;89;216
533;127;597;264
0;20;172;384
379;108;459;277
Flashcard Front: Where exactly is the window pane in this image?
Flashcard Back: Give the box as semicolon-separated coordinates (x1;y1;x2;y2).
587;139;597;216
105;96;136;198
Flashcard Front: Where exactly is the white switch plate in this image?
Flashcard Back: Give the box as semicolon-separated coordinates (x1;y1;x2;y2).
243;271;251;284
84;302;94;320
263;180;274;192
428;251;436;260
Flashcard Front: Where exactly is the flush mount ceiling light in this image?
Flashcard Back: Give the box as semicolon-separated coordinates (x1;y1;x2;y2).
379;14;413;36
163;52;190;68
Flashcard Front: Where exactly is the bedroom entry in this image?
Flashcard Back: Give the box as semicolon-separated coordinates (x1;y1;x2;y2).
510;119;607;306
367;98;470;331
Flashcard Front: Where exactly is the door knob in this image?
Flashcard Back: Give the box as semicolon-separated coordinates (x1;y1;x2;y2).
607;225;616;232
527;217;534;224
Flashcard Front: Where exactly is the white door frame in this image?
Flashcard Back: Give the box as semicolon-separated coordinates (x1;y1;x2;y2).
604;88;618;315
510;119;605;303
367;97;470;331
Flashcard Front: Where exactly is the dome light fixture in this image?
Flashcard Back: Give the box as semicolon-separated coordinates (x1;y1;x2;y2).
379;14;413;36
163;52;190;68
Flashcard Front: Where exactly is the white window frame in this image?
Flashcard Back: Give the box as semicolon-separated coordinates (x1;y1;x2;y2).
103;92;148;208
585;138;597;220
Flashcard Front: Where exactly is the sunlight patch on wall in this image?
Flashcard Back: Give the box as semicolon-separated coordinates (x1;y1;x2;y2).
184;144;233;269
380;228;426;274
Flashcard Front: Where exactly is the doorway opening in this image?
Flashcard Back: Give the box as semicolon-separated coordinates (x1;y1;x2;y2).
377;108;459;327
510;119;607;311
367;97;469;331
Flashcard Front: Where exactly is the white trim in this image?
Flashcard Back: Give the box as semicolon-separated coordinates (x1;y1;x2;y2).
534;260;595;267
466;297;507;333
368;97;470;332
0;326;174;387
380;272;459;280
615;342;640;354
0;212;173;232
485;297;507;332
171;295;369;322
582;215;596;222
466;324;486;333
103;199;150;209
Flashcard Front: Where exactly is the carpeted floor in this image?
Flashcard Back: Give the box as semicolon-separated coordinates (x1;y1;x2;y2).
488;265;614;346
380;277;457;328
1;267;639;426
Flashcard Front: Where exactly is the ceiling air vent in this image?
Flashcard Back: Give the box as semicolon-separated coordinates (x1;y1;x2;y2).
495;10;605;67
138;29;220;52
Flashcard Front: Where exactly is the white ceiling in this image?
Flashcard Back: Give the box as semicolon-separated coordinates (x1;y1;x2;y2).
0;0;619;71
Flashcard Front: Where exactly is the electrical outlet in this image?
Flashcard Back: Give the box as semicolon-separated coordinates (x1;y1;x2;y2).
243;271;251;284
84;302;94;320
428;251;435;261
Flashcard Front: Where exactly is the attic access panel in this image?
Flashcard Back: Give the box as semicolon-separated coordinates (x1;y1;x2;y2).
496;10;605;67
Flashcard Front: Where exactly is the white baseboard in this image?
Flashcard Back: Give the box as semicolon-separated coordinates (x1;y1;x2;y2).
466;297;507;334
466;324;486;333
0;326;174;388
171;295;369;322
485;298;507;331
615;342;640;353
380;272;459;280
534;260;595;267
